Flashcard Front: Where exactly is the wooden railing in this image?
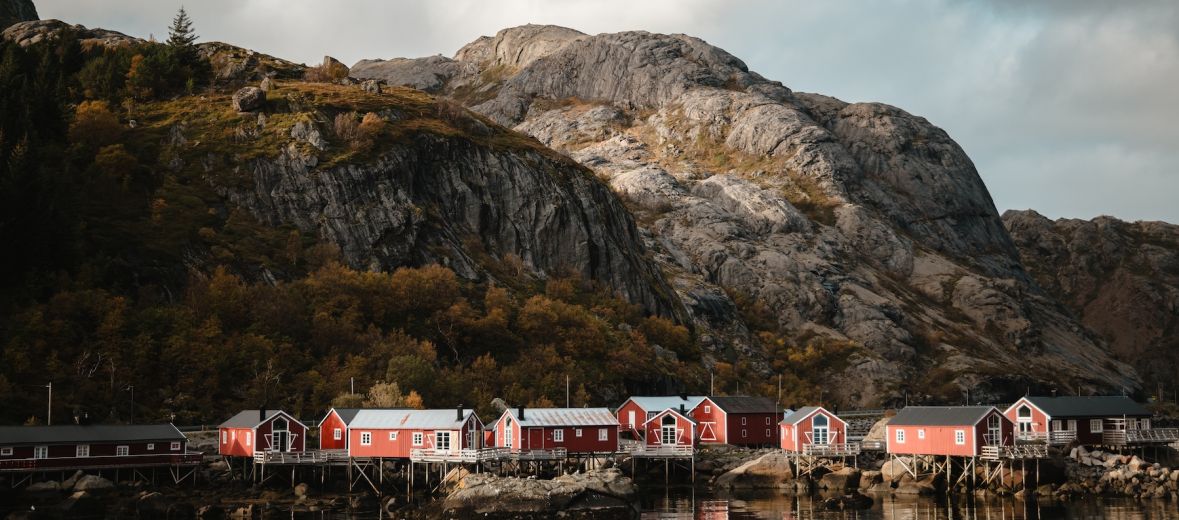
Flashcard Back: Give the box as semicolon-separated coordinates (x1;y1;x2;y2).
860;440;885;451
0;452;203;471
514;448;567;461
1102;428;1179;446
252;449;348;464
801;443;861;457
981;444;1048;460
628;445;694;457
1016;430;1076;445
410;447;510;463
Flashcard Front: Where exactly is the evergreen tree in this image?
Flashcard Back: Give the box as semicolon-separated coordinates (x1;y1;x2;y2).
166;7;197;48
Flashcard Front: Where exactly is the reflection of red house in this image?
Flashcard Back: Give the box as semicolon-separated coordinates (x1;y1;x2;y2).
780;406;847;452
492;407;618;454
641;408;696;449
345;408;483;458
616;396;705;437
886;406;1012;457
1003;396;1152;445
691;397;779;446
218;410;307;457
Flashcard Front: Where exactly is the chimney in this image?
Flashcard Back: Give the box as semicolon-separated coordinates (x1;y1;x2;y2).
259;407;267;423
457;404;464;421
679;404;686;414
517;406;525;420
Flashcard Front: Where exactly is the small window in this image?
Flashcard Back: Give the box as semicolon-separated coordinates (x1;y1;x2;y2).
955;430;965;445
1;447;13;456
1017;405;1032;418
896;429;905;443
147;443;155;451
76;445;90;457
1051;420;1062;431
334;428;342;440
704;405;711;414
766;429;771;437
598;428;608;441
1143;419;1151;430
413;432;423;446
221;431;227;443
231;430;237;441
245;432;251;446
171;442;181;451
116;446;129;457
553;429;564;442
34;446;47;459
646;411;658;420
360;432;372;446
1090;419;1103;433
765;417;771;425
575;429;582;437
741;417;747;425
917;429;925;439
389;432;398;441
741;429;747;438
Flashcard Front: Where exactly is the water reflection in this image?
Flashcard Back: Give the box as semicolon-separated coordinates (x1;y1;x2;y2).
639;489;1179;520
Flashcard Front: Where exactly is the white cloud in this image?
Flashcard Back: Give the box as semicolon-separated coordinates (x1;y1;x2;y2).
32;0;1179;222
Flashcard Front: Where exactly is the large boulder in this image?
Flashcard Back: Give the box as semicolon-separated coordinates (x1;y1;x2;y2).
820;467;862;491
881;457;912;483
59;491;105;517
72;475;114;492
894;476;939;495
232;87;266;112
442;468;635;516
714;451;795;489
25;480;61;492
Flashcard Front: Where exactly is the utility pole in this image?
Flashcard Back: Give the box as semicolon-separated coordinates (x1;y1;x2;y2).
350;377;355;396
565;375;570;408
777;375;782;406
709;372;714;396
126;385;135;424
46;382;52;425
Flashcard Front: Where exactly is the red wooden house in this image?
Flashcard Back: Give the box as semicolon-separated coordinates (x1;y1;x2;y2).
0;424;197;472
345;408;483;458
1003;396;1153;446
886;406;1013;457
691;396;780;446
779;406;848;453
317;408;363;451
616;396;705;437
218;409;307;457
640;408;696;450
493;407;618;454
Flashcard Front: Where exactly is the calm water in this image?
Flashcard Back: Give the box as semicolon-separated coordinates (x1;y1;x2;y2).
638;489;1179;520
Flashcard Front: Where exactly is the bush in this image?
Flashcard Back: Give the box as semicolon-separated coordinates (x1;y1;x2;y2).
68;100;122;148
304;62;349;83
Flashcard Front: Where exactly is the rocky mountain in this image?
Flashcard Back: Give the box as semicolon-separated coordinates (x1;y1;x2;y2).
0;0;36;30
353;25;1140;405
1005;210;1179;388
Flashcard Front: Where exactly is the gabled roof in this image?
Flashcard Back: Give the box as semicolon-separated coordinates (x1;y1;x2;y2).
623;396;707;413
1017;396;1151;418
705;396;779;414
502;408;617;427
0;424;185;446
780;406;842;426
220;410;303;429
642;408;697;427
318;407;413;428
889;406;999;427
349;409;480;430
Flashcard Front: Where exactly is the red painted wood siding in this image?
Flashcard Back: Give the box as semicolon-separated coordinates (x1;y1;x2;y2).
491;411;617;453
348;417;480;458
218;427;254;456
0;440;185;463
887;411;1013;457
643;412;694;447
219;413;306;456
616;401;646;436
726;413;778;446
781;409;847;452
319;411;348;450
691;399;727;444
1004;399;1049;438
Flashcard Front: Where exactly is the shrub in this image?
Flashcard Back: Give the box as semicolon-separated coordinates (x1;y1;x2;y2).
68;100;122;148
304;62;349;83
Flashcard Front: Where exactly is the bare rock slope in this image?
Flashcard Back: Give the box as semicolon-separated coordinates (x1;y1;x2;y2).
0;0;36;30
1005;210;1179;386
354;25;1138;404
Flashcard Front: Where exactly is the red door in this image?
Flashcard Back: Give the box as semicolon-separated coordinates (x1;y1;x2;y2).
528;428;543;450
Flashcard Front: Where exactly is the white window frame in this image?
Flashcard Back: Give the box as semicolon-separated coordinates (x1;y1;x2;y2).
221;431;227;444
413;432;424;446
389;432;398;441
741;429;747;438
360;432;372;446
646;411;658;420
896;429;905;443
1143;418;1151;430
147;443;155;451
171;441;181;451
598;428;608;441
917;429;925;439
1090;419;1103;433
435;431;451;451
334;428;342;440
765;417;771;425
575;428;583;437
1;447;12;456
1051;420;1062;431
766;428;771;437
955;430;965;445
1067;420;1076;431
76;445;90;458
34;446;48;459
741;417;747;426
245;432;251;446
553;429;564;442
116;445;129;457
704;405;711;414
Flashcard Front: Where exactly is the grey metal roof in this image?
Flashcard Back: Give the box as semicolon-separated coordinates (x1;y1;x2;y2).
781;406;840;425
707;396;779;414
320;408;413;427
1022;396;1150;418
220;410;302;429
505;408;617;427
889;406;998;426
0;424;185;446
349;409;479;430
624;396;707;413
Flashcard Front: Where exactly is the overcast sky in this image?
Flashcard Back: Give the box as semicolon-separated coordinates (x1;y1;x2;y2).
37;0;1179;222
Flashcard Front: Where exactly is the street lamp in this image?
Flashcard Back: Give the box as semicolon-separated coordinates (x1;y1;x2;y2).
124;385;135;424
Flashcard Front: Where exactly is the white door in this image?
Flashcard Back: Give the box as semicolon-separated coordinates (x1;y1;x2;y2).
987;414;1002;445
813;414;830;445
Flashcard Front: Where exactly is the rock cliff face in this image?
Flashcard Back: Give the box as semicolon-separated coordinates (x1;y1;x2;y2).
353;25;1139;404
0;0;36;30
1004;210;1179;386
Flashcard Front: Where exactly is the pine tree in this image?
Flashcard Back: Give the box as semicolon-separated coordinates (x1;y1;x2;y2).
166;7;197;48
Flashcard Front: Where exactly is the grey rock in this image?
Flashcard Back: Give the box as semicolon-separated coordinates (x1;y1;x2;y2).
72;475;114;492
360;79;381;94
289;118;327;150
820;467;861;491
2;19;140;48
714;451;795;489
442;468;634;515
25;480;60;492
259;77;275;92
0;0;36;30
232;87;265;112
351;55;468;93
